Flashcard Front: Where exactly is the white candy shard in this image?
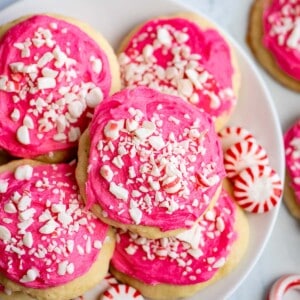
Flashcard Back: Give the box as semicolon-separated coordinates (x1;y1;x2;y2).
176;223;202;249
148;135;165;151
125;119;139;132
0;180;8;193
104;120;122;140
23;115;34;129
9;62;25;73
14;165;33;181
23;232;33;248
109;182;128;201
100;165;114;182
157;27;172;46
287;18;300;49
135;121;156;141
129;207;143;224
18;195;32;211
4;202;17;213
91;57;102;74
20;268;39;283
58;261;68;276
16;125;31;145
0;225;11;242
39;219;59;234
86;87;103;108
37;52;54;68
37;77;56;89
10;108;20;121
68;100;84;118
42;67;59;78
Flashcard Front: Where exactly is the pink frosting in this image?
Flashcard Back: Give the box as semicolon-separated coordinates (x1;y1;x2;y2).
0;162;109;288
0;15;112;158
284;119;300;204
119;17;237;120
263;0;300;80
87;87;225;232
111;188;237;285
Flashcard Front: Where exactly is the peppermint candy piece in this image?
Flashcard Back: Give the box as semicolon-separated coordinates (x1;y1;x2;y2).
104;273;118;285
218;126;256;152
100;284;144;300
224;141;269;178
233;165;283;213
268;274;300;300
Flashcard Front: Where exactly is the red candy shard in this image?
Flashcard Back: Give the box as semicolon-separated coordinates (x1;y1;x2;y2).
224;141;269;178
218;126;256;152
233;165;283;213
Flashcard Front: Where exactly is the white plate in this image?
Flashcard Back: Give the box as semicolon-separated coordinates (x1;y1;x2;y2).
0;0;285;299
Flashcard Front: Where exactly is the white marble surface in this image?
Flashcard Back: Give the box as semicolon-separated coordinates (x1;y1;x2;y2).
0;1;299;300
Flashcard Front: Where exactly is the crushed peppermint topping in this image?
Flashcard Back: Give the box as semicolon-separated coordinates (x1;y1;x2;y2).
88;88;225;230
119;20;236;118
0;163;107;288
98;111;219;224
113;190;236;284
266;0;300;50
0;15;108;156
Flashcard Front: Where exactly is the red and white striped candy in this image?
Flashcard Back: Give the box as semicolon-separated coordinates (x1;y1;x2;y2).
234;165;283;213
218;126;256;152
100;284;144;300
224;141;269;178
104;273;118;285
268;274;300;300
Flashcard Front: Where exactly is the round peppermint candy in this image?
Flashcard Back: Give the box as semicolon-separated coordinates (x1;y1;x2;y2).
218;126;256;152
268;274;300;300
100;284;144;300
224;140;269;178
233;165;283;213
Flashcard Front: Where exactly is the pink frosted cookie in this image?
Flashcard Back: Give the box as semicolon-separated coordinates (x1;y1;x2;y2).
118;12;240;131
248;0;300;91
110;188;249;300
284;119;300;219
76;87;225;239
0;160;115;300
0;14;120;163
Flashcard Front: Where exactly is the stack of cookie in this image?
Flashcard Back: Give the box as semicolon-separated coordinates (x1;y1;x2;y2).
76;83;250;299
0;9;283;300
0;14;119;300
